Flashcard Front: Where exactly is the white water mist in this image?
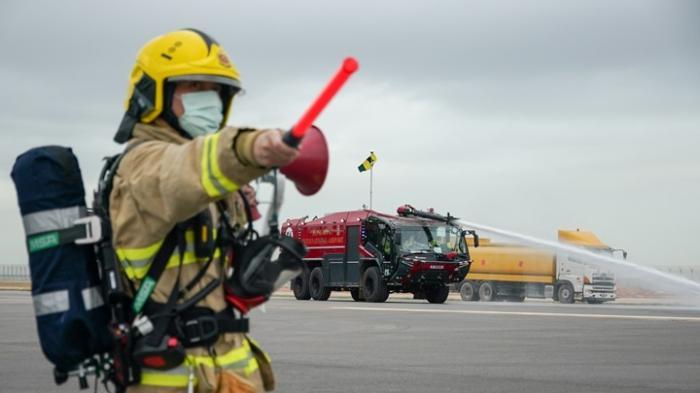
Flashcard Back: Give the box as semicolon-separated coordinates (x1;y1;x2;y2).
459;220;700;302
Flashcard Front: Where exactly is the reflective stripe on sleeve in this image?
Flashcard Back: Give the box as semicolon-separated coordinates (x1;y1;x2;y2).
33;290;70;316
201;133;239;198
22;206;86;235
81;286;104;311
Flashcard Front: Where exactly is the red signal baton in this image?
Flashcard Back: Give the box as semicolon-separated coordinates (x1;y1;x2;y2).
283;57;359;147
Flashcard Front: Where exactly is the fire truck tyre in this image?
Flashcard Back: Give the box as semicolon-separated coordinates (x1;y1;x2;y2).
362;266;389;303
426;284;450;304
478;281;496;302
378;288;390;302
459;280;477;301
292;266;311;300
350;288;365;302
557;283;575;304
309;267;331;301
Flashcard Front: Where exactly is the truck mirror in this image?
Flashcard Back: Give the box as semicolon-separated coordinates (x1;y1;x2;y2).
464;230;478;248
612;248;627;260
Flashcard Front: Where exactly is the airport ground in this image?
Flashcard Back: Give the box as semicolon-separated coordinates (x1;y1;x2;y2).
1;290;699;393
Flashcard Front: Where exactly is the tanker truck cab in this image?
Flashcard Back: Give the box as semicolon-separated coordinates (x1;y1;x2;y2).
556;230;626;304
284;205;472;303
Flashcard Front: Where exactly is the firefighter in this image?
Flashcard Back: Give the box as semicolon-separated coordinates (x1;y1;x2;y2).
111;29;297;392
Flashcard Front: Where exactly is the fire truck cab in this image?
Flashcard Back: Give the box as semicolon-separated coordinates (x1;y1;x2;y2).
282;205;474;303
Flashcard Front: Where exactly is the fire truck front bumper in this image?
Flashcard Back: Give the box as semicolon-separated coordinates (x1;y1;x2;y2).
393;260;469;285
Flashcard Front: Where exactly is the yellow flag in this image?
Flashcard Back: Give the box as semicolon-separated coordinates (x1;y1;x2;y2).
357;151;378;172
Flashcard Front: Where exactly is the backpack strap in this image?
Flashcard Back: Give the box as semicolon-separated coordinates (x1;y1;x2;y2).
130;228;179;315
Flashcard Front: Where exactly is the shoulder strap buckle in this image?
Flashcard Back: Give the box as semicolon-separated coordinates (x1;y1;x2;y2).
73;215;103;245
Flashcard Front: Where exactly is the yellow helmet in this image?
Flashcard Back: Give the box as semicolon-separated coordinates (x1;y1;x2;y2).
115;29;242;143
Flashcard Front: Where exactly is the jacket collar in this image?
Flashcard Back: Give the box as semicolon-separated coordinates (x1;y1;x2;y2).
132;119;189;145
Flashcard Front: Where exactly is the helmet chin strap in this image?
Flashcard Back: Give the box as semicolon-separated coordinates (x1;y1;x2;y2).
161;82;190;138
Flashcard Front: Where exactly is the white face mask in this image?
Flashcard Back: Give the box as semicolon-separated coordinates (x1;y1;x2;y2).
177;91;224;138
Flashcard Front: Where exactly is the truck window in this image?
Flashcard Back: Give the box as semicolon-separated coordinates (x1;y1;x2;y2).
364;222;380;245
398;228;432;253
380;231;392;259
457;235;467;254
397;225;464;254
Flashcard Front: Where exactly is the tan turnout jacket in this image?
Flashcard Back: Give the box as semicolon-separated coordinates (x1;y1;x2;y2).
110;119;272;392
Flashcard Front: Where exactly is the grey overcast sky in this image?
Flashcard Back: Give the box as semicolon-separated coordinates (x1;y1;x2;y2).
1;0;699;269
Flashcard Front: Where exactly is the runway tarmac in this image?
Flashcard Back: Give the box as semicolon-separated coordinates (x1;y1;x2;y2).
1;290;699;392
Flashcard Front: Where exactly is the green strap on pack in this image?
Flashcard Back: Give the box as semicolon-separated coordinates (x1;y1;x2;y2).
27;225;88;253
27;232;61;253
132;276;156;314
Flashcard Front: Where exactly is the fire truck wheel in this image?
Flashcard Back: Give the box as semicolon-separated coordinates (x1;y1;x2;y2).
292;266;311;300
478;281;496;302
362;266;389;303
557;283;575;304
426;284;450;304
458;280;477;301
309;267;331;301
350;288;365;302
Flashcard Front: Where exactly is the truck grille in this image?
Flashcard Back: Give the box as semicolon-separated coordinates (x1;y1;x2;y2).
592;275;614;285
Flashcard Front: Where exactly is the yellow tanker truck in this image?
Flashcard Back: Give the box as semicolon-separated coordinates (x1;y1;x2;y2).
458;229;626;304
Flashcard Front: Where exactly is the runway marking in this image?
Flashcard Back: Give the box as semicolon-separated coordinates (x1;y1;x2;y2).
331;306;700;322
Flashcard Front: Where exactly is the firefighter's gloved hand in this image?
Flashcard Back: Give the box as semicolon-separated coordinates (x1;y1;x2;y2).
253;129;299;167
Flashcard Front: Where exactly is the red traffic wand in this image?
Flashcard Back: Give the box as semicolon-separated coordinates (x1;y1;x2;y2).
283;57;359;147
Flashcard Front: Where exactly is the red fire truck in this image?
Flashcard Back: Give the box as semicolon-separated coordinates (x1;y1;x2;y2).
282;205;476;303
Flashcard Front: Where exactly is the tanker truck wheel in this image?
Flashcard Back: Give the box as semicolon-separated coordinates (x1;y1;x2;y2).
292;266;311;300
458;280;478;301
425;284;450;304
557;283;574;304
362;266;389;303
350;288;365;302
309;267;331;301
478;281;496;302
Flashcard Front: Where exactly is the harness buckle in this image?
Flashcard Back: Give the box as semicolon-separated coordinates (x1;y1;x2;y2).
74;215;102;245
133;315;154;336
182;315;219;345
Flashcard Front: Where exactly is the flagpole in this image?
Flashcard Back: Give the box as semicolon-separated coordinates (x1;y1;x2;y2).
370;165;373;210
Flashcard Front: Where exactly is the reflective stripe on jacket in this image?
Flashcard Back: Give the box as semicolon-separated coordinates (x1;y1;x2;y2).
140;338;259;388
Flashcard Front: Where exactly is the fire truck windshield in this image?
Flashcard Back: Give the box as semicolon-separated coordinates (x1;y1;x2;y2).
396;225;463;255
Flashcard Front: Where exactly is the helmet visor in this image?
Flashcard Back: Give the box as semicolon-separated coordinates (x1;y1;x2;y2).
168;74;242;92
